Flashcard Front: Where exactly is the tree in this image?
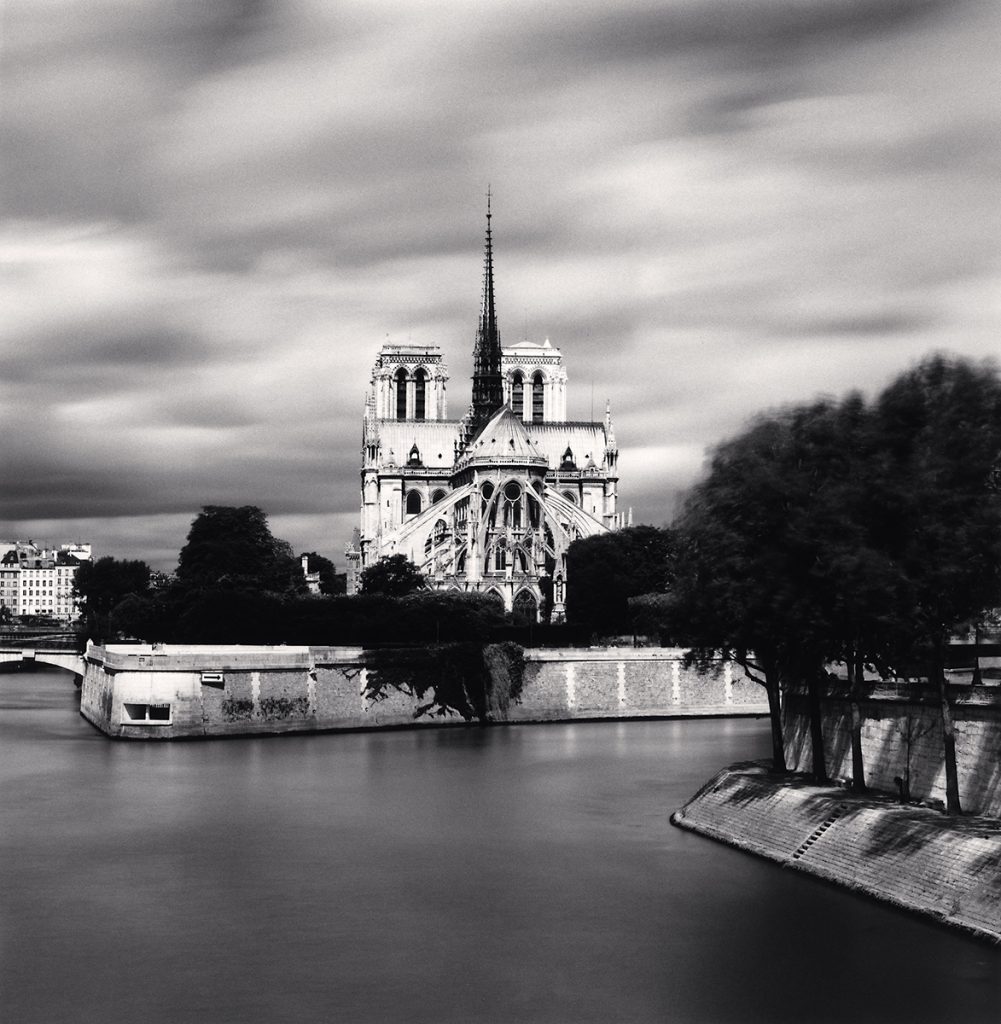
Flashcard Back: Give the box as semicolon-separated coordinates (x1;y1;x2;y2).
357;554;427;598
177;506;304;596
667;355;1001;805
871;355;1001;814
74;556;152;640
666;412;822;775
566;526;675;637
74;557;152;617
668;397;892;779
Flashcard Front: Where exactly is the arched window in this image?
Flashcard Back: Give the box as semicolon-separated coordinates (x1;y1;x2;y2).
511;372;524;419
431;489;447;505
395;368;408;420
531;371;544;423
405;491;422;516
513;590;538;625
503;481;522;530
414;369;427;421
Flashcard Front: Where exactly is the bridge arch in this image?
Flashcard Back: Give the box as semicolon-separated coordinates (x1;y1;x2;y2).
0;648;85;679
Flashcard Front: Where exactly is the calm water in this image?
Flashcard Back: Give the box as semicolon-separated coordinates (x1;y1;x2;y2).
1;667;999;1024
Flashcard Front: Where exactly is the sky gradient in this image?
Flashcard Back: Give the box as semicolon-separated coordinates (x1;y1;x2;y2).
3;0;999;570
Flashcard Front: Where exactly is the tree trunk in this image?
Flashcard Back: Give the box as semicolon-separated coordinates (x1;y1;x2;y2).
806;667;828;783
847;652;867;793
971;624;982;686
764;668;787;774
932;639;962;815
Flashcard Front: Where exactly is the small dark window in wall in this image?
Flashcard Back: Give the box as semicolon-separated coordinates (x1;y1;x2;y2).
511;373;524;418
532;372;544;423
395;368;408;420
414;370;427;421
123;702;172;724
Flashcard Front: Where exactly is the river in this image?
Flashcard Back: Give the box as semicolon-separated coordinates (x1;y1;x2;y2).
2;666;998;1024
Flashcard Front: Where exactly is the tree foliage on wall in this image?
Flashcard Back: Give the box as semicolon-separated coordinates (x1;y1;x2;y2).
363;642;525;722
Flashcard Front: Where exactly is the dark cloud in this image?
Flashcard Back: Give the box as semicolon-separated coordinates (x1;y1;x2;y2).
506;0;958;71
794;311;937;338
0;326;213;395
2;0;998;565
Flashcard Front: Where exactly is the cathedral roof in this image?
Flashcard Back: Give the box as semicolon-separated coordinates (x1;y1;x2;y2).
372;415;615;475
526;421;614;472
374;420;461;471
457;406;548;469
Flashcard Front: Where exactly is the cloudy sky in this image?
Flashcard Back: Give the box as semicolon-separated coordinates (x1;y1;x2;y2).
3;0;999;570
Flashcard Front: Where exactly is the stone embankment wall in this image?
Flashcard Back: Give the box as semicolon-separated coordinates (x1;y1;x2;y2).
79;643;767;739
783;682;1001;818
673;763;1001;944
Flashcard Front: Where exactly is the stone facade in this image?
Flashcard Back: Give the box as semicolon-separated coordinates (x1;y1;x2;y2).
354;208;621;621
0;540;91;622
783;682;1001;817
674;763;1001;944
79;644;768;740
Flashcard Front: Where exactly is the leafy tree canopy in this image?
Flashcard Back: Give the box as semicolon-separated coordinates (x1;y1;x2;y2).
357;554;428;598
566;525;676;636
74;556;151;618
663;354;1001;790
176;506;304;596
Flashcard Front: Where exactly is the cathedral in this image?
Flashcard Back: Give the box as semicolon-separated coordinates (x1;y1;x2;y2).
351;203;623;622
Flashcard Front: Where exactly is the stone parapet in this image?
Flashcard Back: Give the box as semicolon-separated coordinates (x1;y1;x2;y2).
783;689;1001;818
79;644;768;740
674;762;1001;945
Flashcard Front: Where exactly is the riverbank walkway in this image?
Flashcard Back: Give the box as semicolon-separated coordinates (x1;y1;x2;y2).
672;761;1001;944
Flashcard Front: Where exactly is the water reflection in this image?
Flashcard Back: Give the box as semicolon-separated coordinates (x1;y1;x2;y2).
1;667;999;1024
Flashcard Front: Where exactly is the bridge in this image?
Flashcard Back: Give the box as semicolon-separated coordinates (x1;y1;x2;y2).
0;632;86;677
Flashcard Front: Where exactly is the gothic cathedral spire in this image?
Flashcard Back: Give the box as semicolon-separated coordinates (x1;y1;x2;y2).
470;190;505;432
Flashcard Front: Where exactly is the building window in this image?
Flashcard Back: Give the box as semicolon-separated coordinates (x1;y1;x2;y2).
511;372;524;419
503;481;522;529
405;491;422;516
123;703;172;725
395;368;408;420
414;369;427;421
532;372;544;423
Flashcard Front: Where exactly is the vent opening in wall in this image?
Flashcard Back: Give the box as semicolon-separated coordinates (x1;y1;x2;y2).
123;702;172;724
